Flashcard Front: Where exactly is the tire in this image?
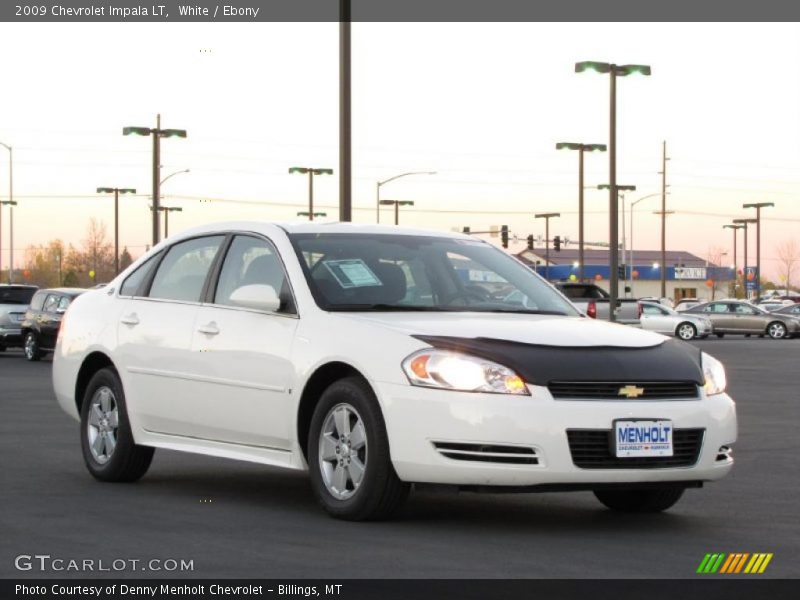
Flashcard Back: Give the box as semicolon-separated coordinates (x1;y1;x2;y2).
715;333;725;339
23;332;42;361
675;322;697;341
767;321;787;340
594;487;685;513
80;367;154;482
307;376;410;521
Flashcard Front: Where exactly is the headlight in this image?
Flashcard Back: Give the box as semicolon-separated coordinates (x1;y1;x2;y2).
702;352;727;396
402;349;529;395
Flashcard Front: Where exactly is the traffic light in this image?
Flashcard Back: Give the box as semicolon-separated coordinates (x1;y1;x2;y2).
501;225;509;249
618;264;626;279
527;235;534;250
553;235;561;252
462;226;470;234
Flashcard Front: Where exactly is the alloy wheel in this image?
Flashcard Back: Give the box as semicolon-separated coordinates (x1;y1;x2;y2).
768;323;786;339
318;403;368;500
24;333;37;360
677;323;696;340
86;386;120;464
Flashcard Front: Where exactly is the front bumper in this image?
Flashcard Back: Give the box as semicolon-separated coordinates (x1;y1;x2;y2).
376;381;736;487
0;327;23;347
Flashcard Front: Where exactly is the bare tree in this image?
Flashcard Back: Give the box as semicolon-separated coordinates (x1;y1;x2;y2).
705;246;728;300
776;240;799;292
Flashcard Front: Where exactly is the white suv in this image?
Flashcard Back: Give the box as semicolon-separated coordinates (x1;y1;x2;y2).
53;222;736;520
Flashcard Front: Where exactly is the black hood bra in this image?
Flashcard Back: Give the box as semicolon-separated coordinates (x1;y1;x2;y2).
413;335;705;385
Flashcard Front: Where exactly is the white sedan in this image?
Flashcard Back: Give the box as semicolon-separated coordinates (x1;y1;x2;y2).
640;301;714;340
53;222;736;520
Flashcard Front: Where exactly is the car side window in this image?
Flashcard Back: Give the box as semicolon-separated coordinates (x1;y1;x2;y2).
149;236;225;303
43;295;59;313
734;304;755;315
30;292;46;311
120;252;162;297
707;303;728;313
57;296;71;311
214;236;295;314
642;305;661;315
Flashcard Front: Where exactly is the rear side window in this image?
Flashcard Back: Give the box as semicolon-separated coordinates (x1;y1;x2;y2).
149;236;224;302
120;252;162;297
43;295;60;313
30;292;47;311
57;296;72;311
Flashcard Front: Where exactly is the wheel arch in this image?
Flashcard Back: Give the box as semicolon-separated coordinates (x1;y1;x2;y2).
766;320;787;337
75;351;117;415
296;361;373;462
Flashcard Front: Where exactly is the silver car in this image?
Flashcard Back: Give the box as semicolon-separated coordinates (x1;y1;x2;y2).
0;284;39;351
639;301;713;340
685;300;800;339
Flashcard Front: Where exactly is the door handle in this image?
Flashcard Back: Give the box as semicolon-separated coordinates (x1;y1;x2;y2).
120;313;140;326
197;322;220;335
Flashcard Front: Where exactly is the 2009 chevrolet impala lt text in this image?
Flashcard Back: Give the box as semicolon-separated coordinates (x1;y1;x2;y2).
52;222;736;520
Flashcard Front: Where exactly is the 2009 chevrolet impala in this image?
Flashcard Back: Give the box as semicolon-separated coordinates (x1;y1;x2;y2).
53;222;736;520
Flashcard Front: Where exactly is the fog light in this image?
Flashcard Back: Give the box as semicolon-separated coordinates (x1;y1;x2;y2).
716;445;733;461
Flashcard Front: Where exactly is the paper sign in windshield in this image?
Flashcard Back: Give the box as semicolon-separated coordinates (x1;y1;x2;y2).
324;259;383;289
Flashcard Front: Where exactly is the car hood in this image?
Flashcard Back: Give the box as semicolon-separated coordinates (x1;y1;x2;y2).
339;312;665;348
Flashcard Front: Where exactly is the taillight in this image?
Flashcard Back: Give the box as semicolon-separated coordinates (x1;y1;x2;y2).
587;300;597;319
637;301;643;319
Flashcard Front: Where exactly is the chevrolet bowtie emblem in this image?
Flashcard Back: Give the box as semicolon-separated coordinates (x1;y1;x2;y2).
618;385;645;398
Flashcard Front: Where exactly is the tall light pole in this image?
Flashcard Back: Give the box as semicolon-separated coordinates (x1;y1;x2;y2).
158;206;183;238
535;212;560;281
339;0;352;222
0;142;12;283
576;61;651;321
289;167;334;221
376;171;436;223
555;142;606;282
723;224;744;298
379;200;414;225
659;141;670;297
743;202;774;299
629;192;661;296
598;183;636;297
733;218;757;299
123;114;187;246
96;187;137;275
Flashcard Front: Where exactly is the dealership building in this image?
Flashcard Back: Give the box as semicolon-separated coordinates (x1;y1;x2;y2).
516;248;735;301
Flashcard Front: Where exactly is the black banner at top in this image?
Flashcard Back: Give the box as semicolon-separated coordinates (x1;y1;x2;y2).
2;0;800;22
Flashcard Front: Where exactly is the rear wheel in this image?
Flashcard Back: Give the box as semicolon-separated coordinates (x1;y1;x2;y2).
307;377;409;520
23;332;42;361
767;321;787;339
594;488;685;513
715;333;725;339
80;367;154;482
676;322;697;341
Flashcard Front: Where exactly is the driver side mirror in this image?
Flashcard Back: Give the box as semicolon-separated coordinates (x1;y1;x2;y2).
228;284;281;313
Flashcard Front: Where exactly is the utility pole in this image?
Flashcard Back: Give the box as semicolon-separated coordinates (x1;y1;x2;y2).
339;0;352;222
659;141;669;298
743;202;774;299
723;224;744;298
535;213;560;281
733;218;757;299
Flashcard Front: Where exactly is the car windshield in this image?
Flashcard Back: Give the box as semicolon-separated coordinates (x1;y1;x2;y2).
0;287;36;305
289;233;579;315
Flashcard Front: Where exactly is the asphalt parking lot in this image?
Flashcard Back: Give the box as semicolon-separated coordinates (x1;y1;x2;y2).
1;339;798;579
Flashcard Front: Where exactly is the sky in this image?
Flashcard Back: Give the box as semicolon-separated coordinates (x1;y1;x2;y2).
0;22;799;279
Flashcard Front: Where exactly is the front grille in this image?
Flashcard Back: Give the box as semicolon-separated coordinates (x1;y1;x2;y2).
566;428;704;469
432;441;539;465
549;381;699;400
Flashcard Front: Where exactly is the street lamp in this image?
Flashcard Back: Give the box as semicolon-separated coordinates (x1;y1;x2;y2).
723;223;745;298
598;184;636;295
535;212;560;281
576;60;651;321
629;193;662;296
157;206;183;238
376;171;436;223
123;114;187;246
0;141;13;283
743;202;774;299
289;167;334;221
556;142;606;281
379;200;414;225
160;168;190;188
96;187;137;275
733;218;757;299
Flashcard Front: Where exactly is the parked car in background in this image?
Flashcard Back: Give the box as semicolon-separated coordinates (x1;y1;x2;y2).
771;303;800;318
639;301;713;340
554;282;641;325
21;288;86;361
674;298;705;312
756;301;792;312
0;284;38;351
684;300;800;339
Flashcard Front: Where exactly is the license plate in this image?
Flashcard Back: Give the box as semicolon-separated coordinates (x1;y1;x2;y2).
614;420;673;457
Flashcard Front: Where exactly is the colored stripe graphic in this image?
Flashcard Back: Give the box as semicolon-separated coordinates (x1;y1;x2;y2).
702;553;774;574
733;553;750;573
719;554;736;574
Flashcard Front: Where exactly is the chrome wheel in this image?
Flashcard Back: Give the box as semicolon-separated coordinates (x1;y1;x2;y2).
677;323;696;340
318;403;367;500
24;333;37;360
768;322;787;339
86;386;119;464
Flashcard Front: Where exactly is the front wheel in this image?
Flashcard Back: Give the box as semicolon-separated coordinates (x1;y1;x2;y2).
767;322;787;339
24;332;42;361
80;367;154;482
715;333;725;339
594;488;685;513
675;322;697;341
308;377;409;520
